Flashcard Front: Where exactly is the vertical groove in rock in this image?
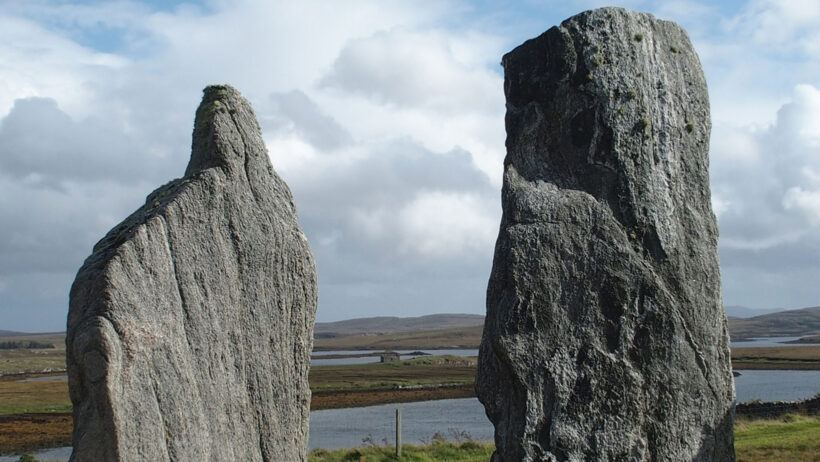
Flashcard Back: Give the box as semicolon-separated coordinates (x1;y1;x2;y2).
477;7;735;461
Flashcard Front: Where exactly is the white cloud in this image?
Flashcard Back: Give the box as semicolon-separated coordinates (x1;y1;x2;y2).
320;28;503;115
0;173;152;274
711;195;730;218
712;83;820;306
775;84;820;145
398;191;497;258
349;189;498;261
0;14;128;119
266;90;353;151
0;0;512;329
138;1;448;99
3;0;820;329
783;187;820;227
728;0;820;55
285;139;499;272
689;0;820;128
0;97;182;187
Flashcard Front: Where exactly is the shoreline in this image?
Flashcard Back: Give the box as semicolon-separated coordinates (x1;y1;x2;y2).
732;361;820;370
2;345;819;455
0;412;72;456
0;384;476;455
312;384;475;410
2;385;819;456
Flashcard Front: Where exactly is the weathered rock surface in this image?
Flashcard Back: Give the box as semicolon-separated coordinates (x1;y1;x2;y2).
66;85;317;461
476;8;735;461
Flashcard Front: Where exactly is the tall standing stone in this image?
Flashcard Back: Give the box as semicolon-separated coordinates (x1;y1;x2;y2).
476;8;734;461
66;85;317;461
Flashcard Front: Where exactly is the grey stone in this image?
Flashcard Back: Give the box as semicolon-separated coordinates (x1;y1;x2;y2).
476;8;735;461
66;85;317;461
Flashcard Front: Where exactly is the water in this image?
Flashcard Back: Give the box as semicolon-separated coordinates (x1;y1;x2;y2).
730;336;805;347
311;349;479;366
311;353;381;366
2;368;816;460
309;397;492;450
734;370;820;403
16;375;68;383
0;398;492;461
0;446;71;461
307;370;820;450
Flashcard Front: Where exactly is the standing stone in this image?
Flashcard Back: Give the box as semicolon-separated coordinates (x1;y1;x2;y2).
66;85;317;461
476;8;734;461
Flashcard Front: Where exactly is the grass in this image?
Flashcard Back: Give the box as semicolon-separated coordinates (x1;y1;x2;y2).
312;385;475;411
0;334;66;377
0;343;66;376
0;412;73;457
0;397;818;459
307;415;820;462
309;441;494;462
313;326;483;351
3;332;818;372
734;413;820;461
0;355;477;417
1;334;818;459
732;345;820;370
733;345;820;360
3;343;819;417
0;379;71;415
309;356;476;393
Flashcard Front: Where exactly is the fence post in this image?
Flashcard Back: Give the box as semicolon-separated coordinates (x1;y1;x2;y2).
396;408;402;457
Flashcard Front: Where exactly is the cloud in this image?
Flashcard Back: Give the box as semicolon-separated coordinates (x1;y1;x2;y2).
0;13;132;119
0;97;183;187
0;0;510;330
711;84;820;306
728;0;820;57
0;271;77;332
320;28;503;114
694;0;820;127
784;187;820;227
0;169;155;274
266;90;353;151
284;140;499;278
396;191;498;258
3;0;820;331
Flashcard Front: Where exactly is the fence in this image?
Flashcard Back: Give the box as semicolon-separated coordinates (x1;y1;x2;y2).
735;396;820;418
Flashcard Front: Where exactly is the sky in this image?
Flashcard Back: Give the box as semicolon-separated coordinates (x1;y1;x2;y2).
1;0;819;332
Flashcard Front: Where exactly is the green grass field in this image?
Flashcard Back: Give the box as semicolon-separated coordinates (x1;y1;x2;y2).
306;415;820;462
313;326;484;351
2;340;819;460
309;355;476;392
734;414;820;461
0;379;71;416
0;355;477;416
309;441;494;462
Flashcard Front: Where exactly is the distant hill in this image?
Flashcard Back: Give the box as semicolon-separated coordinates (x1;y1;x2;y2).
783;335;820;344
314;325;484;350
5;305;817;351
0;330;25;337
728;306;820;339
724;305;784;319
313;313;485;338
314;305;820;349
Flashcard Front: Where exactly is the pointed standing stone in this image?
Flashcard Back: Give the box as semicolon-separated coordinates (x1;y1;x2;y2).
67;85;317;461
476;8;735;461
